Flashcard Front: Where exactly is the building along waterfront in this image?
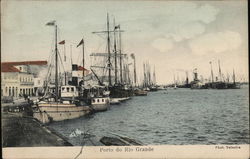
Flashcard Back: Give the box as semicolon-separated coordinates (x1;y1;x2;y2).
1;61;47;99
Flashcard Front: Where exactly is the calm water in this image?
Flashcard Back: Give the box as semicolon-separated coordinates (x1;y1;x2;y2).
49;85;249;145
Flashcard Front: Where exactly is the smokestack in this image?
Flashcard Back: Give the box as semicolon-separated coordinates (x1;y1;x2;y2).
72;64;78;86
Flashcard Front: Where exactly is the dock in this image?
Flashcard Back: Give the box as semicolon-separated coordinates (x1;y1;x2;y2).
2;112;72;147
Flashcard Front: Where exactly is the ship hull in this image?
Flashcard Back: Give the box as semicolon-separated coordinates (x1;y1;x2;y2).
33;103;91;124
90;97;110;112
91;103;109;111
109;86;134;98
135;93;147;96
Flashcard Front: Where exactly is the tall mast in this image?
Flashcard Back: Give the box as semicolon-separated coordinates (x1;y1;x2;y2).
186;71;189;84
113;18;118;84
209;61;214;83
143;63;146;87
107;13;111;86
127;64;131;85
123;64;127;84
147;62;151;86
55;25;59;102
233;69;235;84
119;26;123;84
218;60;222;81
173;73;176;85
226;72;230;82
177;73;179;84
133;55;137;86
82;38;85;85
153;65;156;85
70;45;73;67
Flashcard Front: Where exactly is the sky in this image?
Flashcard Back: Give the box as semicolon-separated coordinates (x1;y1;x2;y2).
1;0;248;84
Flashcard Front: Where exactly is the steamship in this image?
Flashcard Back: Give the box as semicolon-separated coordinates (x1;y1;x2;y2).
33;21;109;124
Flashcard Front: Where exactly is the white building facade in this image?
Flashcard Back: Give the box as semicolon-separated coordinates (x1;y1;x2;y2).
1;61;47;98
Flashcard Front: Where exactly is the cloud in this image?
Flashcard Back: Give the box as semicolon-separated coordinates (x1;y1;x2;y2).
145;3;220;43
167;22;206;42
189;31;242;55
152;38;174;53
188;4;219;24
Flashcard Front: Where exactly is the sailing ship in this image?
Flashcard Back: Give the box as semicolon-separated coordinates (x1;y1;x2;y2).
33;21;91;124
177;71;191;88
142;62;157;91
133;58;147;96
205;61;241;89
75;37;110;112
90;14;134;101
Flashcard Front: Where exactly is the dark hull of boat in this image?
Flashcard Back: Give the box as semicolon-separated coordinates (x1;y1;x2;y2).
134;90;148;96
204;82;241;89
177;84;191;88
109;86;134;98
149;88;158;92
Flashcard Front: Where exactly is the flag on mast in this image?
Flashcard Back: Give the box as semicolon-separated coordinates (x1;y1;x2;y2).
46;20;56;26
77;39;84;48
58;40;66;61
59;40;65;45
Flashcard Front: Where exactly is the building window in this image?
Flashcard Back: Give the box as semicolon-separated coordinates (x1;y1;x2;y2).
16;87;18;97
71;87;74;92
5;87;7;94
19;67;22;71
62;87;65;91
67;87;69;92
12;87;15;97
9;87;11;96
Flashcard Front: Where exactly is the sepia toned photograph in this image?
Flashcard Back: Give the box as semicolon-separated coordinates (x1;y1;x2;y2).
1;0;249;158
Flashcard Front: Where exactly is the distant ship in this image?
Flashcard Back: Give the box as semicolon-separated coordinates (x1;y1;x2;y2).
142;62;158;92
189;61;241;90
205;61;241;89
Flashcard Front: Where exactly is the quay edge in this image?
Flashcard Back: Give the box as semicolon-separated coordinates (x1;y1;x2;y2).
2;112;73;147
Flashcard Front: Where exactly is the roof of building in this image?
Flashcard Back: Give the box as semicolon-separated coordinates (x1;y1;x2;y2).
2;61;47;66
1;63;20;72
1;60;47;73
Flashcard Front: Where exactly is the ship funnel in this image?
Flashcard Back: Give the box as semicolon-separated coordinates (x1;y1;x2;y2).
71;64;78;86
